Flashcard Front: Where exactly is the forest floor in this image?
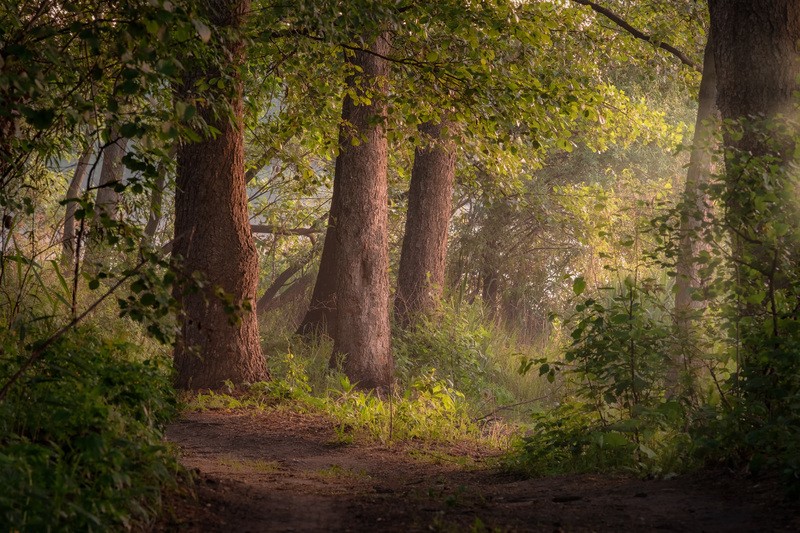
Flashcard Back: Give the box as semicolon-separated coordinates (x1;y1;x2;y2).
157;409;799;532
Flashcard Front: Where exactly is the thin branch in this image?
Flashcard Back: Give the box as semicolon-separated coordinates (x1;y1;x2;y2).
570;0;700;72
473;390;562;422
0;257;148;402
250;224;321;237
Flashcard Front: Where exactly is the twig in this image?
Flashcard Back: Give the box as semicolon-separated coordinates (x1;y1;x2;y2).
0;257;148;402
473;391;560;422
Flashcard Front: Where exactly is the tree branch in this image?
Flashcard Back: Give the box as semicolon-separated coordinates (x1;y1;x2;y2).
250;224;321;237
0;257;149;402
571;0;700;73
259;272;315;314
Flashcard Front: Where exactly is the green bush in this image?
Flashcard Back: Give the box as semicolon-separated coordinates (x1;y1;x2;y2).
393;303;527;412
0;324;179;531
508;399;692;477
508;273;695;476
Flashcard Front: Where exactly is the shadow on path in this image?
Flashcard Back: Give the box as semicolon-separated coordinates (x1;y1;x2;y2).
157;409;799;532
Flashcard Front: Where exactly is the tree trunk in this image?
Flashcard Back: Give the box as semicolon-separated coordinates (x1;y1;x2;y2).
62;143;93;268
172;0;266;390
668;34;718;398
143;146;175;241
95;133;128;222
394;119;457;327
295;158;341;337
331;33;394;391
709;2;800;285
709;1;800;400
710;3;800;144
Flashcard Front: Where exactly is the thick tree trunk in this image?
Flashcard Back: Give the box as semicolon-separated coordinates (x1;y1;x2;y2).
95;133;128;222
709;2;800;282
62;144;93;268
668;35;718;398
709;2;800;399
331;33;394;391
710;3;800;145
172;0;266;390
295;159;341;337
394;120;457;327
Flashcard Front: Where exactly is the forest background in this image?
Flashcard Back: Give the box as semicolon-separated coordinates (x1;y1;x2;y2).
1;0;799;529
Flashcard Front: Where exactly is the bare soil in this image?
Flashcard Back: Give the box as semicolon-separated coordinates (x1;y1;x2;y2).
157;409;799;532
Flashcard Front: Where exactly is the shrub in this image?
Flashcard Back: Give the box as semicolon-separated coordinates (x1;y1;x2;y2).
0;324;179;531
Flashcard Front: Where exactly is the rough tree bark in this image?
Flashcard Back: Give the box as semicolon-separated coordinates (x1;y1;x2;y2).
394;119;457;328
710;1;800;181
708;2;800;392
62;143;93;268
172;0;267;389
668;35;718;398
331;33;394;390
709;2;800;283
711;2;800;127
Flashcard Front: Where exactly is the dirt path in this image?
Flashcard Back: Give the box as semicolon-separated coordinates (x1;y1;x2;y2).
159;409;798;532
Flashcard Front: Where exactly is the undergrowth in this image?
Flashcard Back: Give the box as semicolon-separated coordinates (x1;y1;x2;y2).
393;303;558;421
188;302;556;451
185;356;498;449
0;322;180;531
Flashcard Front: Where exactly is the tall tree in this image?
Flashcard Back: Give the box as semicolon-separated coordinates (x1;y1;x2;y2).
669;34;717;398
709;1;800;285
172;0;267;389
62;143;93;268
331;33;394;390
708;0;800;406
394;119;457;328
295;160;341;337
95;133;128;222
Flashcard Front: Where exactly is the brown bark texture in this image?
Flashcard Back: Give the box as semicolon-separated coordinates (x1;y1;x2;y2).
62;144;93;268
394;120;457;328
172;0;266;390
331;33;394;390
668;35;718;399
710;2;800;147
709;2;800;272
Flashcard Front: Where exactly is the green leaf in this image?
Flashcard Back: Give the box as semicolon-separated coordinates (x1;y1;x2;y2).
573;276;586;296
23;108;56;129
